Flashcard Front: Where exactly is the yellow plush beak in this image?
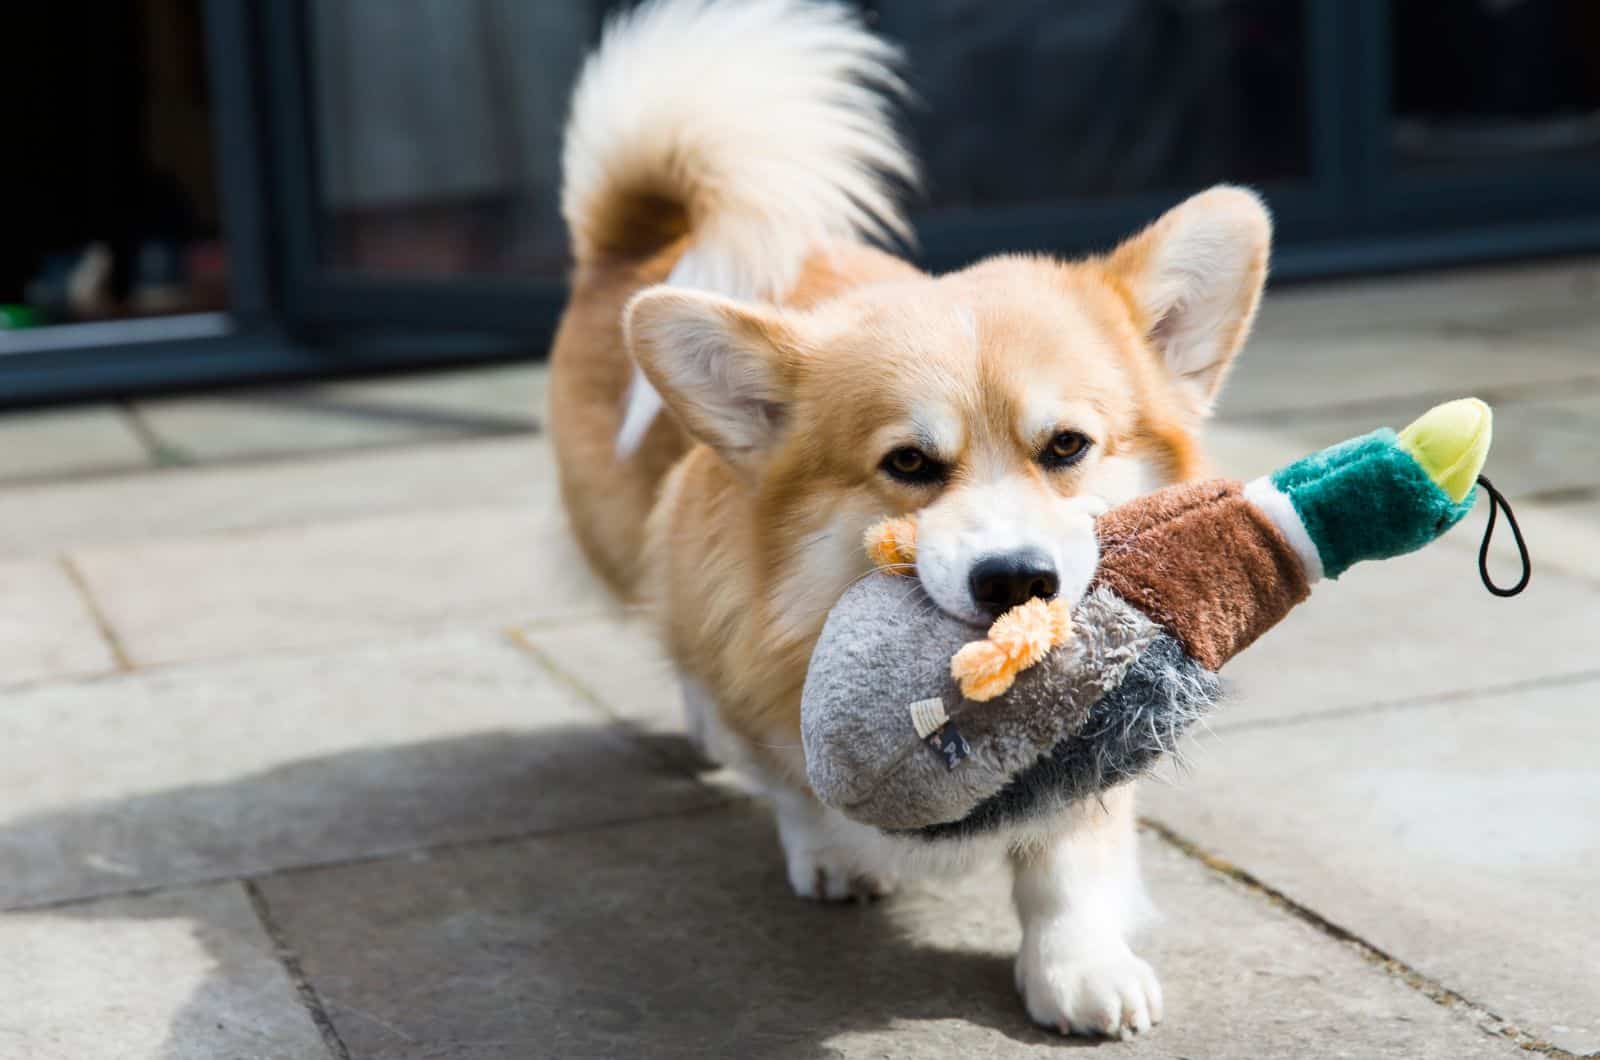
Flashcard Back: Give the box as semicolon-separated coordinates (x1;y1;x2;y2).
1397;398;1493;502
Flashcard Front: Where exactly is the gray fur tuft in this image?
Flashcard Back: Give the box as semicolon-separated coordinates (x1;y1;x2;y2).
910;635;1220;841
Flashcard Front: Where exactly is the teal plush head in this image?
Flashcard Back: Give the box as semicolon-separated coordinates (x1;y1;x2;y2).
1264;399;1491;579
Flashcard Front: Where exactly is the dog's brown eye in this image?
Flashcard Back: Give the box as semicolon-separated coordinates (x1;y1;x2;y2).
1041;431;1092;469
882;447;945;484
890;448;925;474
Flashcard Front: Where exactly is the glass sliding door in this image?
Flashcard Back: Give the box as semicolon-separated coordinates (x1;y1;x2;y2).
881;0;1312;210
1361;0;1600;243
307;0;607;280
1391;2;1600;174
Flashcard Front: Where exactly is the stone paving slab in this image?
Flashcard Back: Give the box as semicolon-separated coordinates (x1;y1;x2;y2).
1558;497;1600;533
0;881;329;1060
0;558;118;687
1252;258;1600;341
0;405;151;483
0;629;715;908
1142;680;1600;1054
133;394;461;463
316;362;547;427
1220;328;1597;418
517;615;765;790
66;500;610;667
517;613;680;738
0;435;547;560
132;364;543;463
1453;293;1600;353
1199;420;1309;480
254;802;1518;1059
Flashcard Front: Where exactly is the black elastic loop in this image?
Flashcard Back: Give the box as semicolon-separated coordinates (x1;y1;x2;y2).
1476;475;1530;597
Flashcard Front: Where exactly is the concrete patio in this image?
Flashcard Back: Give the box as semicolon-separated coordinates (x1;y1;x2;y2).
2;258;1598;1059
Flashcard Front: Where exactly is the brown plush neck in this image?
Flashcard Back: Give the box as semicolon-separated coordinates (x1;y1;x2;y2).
1090;479;1310;671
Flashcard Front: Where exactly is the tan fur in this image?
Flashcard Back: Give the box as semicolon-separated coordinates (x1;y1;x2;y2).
548;244;693;598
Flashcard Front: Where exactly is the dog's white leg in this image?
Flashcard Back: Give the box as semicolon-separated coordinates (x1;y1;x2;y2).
771;785;899;902
678;676;718;762
676;670;903;902
1010;786;1162;1038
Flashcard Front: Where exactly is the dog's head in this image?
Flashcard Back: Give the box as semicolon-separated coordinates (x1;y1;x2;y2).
626;187;1270;629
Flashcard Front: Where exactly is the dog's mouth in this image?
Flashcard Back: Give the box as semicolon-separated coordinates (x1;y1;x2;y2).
868;495;1106;629
915;536;1101;630
910;551;995;628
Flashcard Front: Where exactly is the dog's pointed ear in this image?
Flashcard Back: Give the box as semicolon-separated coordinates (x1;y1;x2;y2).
1106;186;1271;417
624;287;798;470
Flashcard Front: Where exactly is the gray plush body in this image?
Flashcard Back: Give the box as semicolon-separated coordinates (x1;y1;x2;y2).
801;574;1222;837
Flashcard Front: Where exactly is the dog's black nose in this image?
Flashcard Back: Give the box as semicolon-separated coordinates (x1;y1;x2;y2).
968;551;1059;617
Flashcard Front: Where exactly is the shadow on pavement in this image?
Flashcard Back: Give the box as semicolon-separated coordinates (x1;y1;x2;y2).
3;727;1082;1058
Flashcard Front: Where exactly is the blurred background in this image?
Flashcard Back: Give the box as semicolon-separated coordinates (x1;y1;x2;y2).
4;0;1600;404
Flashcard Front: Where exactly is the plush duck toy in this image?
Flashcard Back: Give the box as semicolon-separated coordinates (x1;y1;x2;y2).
800;398;1526;837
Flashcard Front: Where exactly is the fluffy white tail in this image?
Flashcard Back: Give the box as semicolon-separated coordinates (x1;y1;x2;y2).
562;0;917;296
563;0;918;455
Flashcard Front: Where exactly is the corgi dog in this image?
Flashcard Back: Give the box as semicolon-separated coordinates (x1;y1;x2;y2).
549;0;1269;1038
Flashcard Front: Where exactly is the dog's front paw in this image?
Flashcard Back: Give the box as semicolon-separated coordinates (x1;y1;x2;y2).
783;842;897;902
773;793;898;903
1014;939;1163;1038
